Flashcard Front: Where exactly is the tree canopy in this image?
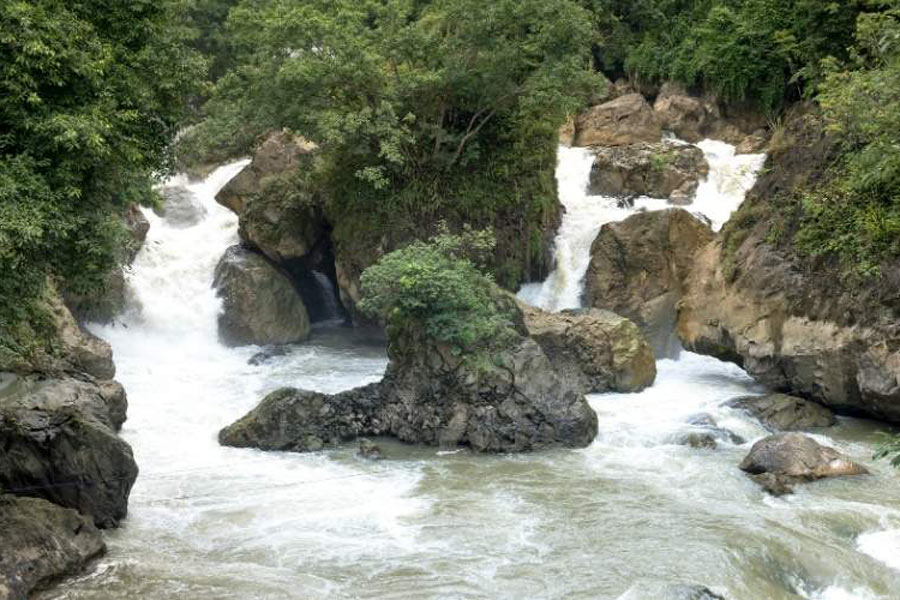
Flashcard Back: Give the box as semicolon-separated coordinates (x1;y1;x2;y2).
0;0;203;353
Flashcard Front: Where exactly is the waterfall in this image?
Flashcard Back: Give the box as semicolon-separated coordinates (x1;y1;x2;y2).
518;141;766;312
310;270;343;324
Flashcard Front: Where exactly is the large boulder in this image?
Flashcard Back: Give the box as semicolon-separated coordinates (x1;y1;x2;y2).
0;373;138;528
216;130;318;216
727;394;836;431
0;495;105;600
573;94;662;147
739;433;868;495
221;299;599;453
585;209;715;357
213;245;311;347
653;83;769;149
154;186;206;228
520;304;656;393
589;141;709;204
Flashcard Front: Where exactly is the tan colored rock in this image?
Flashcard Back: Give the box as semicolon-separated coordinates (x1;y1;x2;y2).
573;94;661;147
585;209;714;358
216;129;317;216
589;141;709;203
677;240;900;422
47;284;115;380
739;432;868;495
559;116;576;146
521;304;656;393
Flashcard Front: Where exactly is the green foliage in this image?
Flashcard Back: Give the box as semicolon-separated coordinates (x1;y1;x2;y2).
874;432;900;468
359;228;519;359
0;0;204;357
584;0;859;112
795;0;900;275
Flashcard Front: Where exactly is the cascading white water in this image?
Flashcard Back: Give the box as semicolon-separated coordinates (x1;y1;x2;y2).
51;151;900;600
517;141;766;312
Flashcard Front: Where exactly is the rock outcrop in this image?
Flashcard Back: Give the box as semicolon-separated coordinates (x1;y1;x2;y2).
589;141;709;204
221;333;598;453
727;394;836;431
216;130;318;216
0;373;138;528
652;83;768;150
0;495;105;600
221;295;601;453
739;433;868;495
585;209;714;357
573;94;661;147
520;304;656;393
212;245;310;347
672;413;744;449
617;582;726;600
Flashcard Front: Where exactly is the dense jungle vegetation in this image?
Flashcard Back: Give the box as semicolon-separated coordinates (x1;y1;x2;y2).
1;1;899;432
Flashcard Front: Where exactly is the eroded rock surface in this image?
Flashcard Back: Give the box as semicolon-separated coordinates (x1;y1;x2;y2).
739;432;868;495
589;141;709;204
213;245;310;346
586;209;714;357
520;304;656;393
0;495;104;600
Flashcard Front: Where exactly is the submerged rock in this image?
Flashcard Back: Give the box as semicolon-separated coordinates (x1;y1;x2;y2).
358;438;383;460
520;304;656;393
573;94;661;147
672;413;744;449
739;433;868;495
589;141;709;204
247;345;290;366
585;209;714;357
727;394;836;431
221;335;598;453
618;581;726;600
213;245;310;347
0;374;138;528
0;495;105;600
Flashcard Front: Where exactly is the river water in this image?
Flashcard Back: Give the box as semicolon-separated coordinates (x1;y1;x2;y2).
47;143;900;599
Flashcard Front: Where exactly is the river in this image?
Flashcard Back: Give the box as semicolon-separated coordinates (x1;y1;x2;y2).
47;142;900;599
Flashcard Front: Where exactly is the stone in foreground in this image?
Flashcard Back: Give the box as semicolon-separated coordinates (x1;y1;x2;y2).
0;495;104;600
0;374;138;528
739;433;868;496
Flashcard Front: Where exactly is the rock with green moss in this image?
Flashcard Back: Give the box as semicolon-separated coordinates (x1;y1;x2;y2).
0;495;105;600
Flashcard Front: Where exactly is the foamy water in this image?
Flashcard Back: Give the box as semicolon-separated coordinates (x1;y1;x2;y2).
46;150;900;599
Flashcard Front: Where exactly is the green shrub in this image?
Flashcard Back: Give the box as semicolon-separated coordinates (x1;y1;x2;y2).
875;433;900;468
359;228;519;361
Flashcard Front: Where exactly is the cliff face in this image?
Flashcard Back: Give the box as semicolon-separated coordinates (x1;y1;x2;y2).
676;105;900;422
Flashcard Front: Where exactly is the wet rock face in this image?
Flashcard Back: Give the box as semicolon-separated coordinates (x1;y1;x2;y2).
617;582;726;600
0;495;105;600
589;141;709;204
520;304;656;394
0;374;138;528
156;186;207;228
573;94;661;147
739;433;868;495
586;209;715;358
221;333;599;454
728;394;836;431
213;245;310;347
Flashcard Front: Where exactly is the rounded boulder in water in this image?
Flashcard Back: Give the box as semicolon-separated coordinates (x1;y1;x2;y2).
156;186;208;228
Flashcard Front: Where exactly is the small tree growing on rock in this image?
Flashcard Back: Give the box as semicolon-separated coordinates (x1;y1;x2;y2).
358;226;520;367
